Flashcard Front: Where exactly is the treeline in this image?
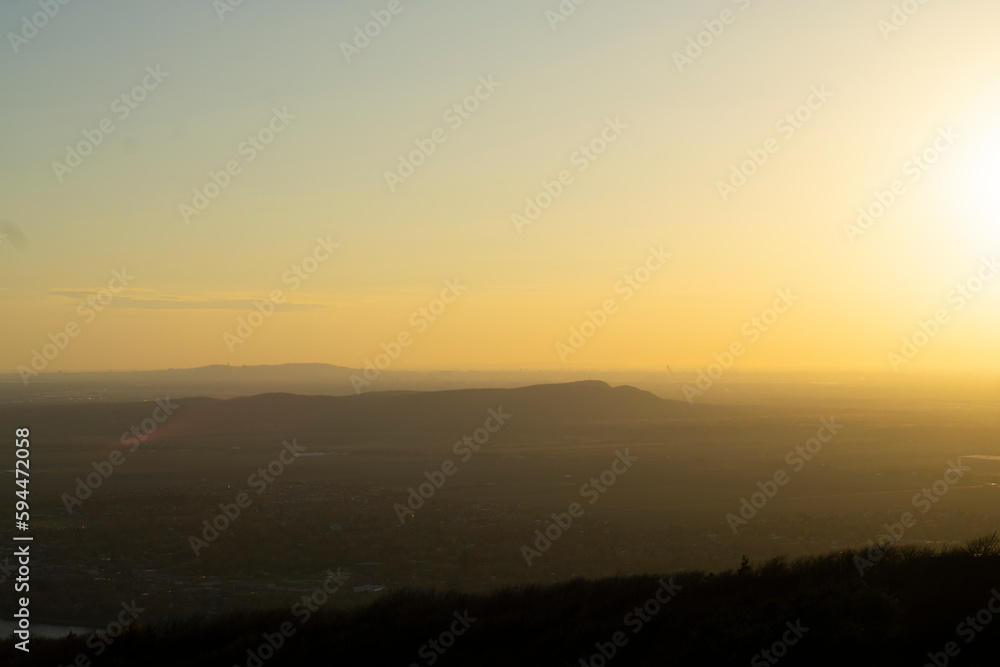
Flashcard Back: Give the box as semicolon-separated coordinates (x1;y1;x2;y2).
3;535;999;666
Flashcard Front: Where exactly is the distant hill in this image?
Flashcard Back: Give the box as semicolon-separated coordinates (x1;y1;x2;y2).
0;363;628;403
6;543;999;666
0;381;703;441
137;363;358;382
181;380;690;434
0;363;363;405
7;363;358;383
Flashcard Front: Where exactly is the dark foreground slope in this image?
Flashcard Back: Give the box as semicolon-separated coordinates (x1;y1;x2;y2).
5;544;999;667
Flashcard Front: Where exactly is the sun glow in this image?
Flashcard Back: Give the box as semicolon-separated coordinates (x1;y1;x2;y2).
967;132;1000;211
940;122;1000;246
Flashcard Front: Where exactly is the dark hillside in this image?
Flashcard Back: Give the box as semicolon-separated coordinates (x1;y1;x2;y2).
6;542;998;666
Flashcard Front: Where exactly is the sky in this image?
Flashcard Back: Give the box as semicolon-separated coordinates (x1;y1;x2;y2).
1;0;999;375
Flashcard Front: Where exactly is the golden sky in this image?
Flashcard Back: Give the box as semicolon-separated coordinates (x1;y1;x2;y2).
2;0;999;375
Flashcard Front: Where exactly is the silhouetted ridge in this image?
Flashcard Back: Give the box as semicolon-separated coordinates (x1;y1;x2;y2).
0;381;697;442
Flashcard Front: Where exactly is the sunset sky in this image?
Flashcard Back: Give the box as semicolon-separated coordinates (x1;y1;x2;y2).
2;0;999;374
